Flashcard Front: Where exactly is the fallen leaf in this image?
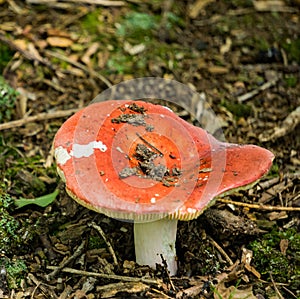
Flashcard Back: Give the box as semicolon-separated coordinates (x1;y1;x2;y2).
279;239;289;255
253;0;286;11
188;0;215;19
81;42;99;66
124;41;146;55
15;189;59;208
47;28;71;37
14;39;28;51
47;36;73;48
220;37;232;55
97;51;110;68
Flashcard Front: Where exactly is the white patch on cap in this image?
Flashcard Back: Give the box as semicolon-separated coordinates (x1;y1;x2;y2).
55;146;72;165
72;141;107;158
150;197;156;204
55;141;107;165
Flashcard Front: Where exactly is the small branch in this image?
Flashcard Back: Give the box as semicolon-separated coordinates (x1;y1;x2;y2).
259;106;300;142
46;266;161;286
46;240;86;281
45;50;112;87
89;222;118;267
258;172;299;189
136;132;164;157
207;235;233;266
26;0;125;6
27;273;58;298
270;273;285;299
0;108;79;131
237;77;279;102
218;198;300;212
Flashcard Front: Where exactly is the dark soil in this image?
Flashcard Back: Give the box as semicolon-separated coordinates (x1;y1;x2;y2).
0;0;299;298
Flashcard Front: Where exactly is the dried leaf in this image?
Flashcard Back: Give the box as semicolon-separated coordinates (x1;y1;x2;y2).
279;239;289;255
14;39;28;51
47;28;71;37
124;41;146;55
188;0;215;19
253;0;286;11
220;37;232;55
47;36;73;48
81;42;99;66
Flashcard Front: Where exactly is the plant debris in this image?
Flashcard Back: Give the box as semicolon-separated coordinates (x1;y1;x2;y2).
119;143;181;186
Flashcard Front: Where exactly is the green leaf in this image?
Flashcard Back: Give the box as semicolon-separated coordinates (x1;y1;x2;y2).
15;189;59;208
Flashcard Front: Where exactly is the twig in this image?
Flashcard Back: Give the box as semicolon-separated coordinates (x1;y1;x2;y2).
46;266;161;286
160;254;176;291
0;108;79;131
62;0;125;5
207;235;233;266
270;273;285;299
136;132;164;157
237;77;279;102
259;106;300;142
26;0;125;6
281;286;298;299
46;240;86;281
175;284;203;299
258;172;299;189
45;49;112;87
27;273;58;299
217;198;300;212
151;288;174;298
89;222;118;267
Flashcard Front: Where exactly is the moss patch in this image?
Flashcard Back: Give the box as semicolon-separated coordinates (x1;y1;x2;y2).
249;228;300;296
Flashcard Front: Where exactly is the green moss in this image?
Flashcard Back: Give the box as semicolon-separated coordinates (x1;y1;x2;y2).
220;99;253;119
81;8;103;35
0;42;15;73
116;12;158;42
0;192;49;256
0;257;27;289
0;135;57;197
88;235;106;250
0;75;18;122
282;38;300;63
249;228;300;295
268;162;279;178
0;194;21;255
284;75;298;88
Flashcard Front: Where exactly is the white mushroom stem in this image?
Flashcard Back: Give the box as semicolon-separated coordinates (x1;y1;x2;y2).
134;218;178;275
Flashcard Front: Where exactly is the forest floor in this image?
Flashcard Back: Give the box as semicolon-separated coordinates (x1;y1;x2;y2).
0;0;299;298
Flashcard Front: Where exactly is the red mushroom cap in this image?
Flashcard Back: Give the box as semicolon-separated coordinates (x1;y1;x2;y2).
54;100;274;221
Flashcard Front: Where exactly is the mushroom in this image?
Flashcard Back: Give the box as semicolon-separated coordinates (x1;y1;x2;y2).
53;100;274;275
